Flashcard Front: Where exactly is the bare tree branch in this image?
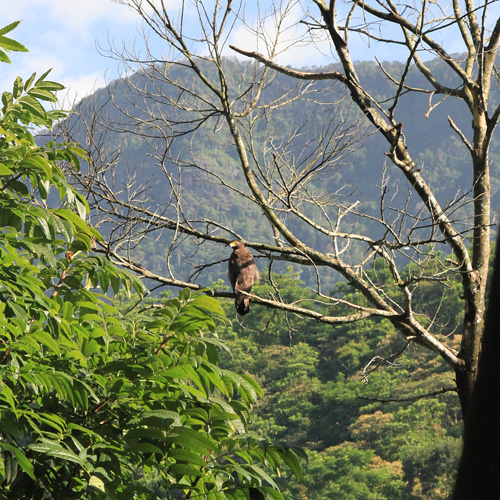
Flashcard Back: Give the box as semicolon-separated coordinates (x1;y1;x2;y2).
55;0;500;414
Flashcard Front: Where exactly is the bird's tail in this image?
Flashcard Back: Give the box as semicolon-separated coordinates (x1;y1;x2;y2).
236;297;250;316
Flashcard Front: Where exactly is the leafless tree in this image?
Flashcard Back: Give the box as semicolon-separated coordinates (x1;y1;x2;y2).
57;0;500;416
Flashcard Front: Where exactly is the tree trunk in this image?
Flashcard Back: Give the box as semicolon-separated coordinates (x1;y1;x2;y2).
452;235;500;499
455;98;491;415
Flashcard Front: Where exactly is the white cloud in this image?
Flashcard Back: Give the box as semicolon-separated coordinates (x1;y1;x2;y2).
5;0;137;34
0;48;65;94
227;2;332;68
0;1;139;97
0;0;196;111
56;71;109;107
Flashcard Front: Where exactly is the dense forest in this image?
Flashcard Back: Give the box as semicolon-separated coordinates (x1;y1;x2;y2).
53;57;500;498
123;249;471;499
216;259;468;499
2;3;500;496
232;275;463;496
61;56;500;287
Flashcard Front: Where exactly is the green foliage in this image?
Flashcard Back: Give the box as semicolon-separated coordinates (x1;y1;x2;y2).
0;22;28;64
0;24;304;499
218;264;462;499
0;21;471;500
288;443;406;500
349;400;461;498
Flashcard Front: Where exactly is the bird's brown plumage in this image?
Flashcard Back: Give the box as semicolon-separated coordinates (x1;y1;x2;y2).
228;240;260;316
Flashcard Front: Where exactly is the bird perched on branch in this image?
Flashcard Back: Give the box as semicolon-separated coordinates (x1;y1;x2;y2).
228;240;260;316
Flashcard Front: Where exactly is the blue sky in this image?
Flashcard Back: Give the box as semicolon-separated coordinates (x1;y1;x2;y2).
1;1;142;103
1;0;395;104
1;0;489;106
1;1;325;102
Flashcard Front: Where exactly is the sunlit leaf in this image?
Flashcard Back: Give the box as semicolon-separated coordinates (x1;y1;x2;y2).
0;162;13;175
18;94;46;118
27;88;58;102
0;35;28;53
0;21;22;36
12;76;23;99
31;330;61;355
28;440;86;466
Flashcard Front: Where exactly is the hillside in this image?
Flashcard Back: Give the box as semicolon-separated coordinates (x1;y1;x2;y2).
53;56;497;498
54;56;498;288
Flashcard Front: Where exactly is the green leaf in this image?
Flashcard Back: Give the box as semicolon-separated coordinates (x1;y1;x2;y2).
191;293;226;316
8;302;29;324
240;373;264;399
37;215;53;240
142;409;182;422
169;464;204;477
35;68;53;85
0;382;16;409
89;476;106;492
13;76;23;99
0;162;14;175
18;94;47;119
31;331;61;355
0;21;21;36
21;155;53;177
169;449;208;468
73;383;89;412
0;35;28;53
126;442;163;454
0;49;10;63
169;427;220;455
24;72;36;90
2;90;13;109
55;208;90;232
36;413;67;435
179;287;192;302
28;440;86;466
38;178;51;200
75;300;101;312
28;88;58;102
281;449;303;482
36;80;65;92
245;465;278;489
0;443;36;481
8;180;30;196
261;487;285;500
4;453;18;485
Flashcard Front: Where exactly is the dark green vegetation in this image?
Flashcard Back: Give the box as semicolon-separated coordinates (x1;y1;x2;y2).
1;19;494;498
216;260;465;500
53;54;494;499
0;24;303;499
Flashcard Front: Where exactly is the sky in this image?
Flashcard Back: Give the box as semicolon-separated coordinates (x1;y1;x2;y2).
1;1;144;104
1;0;338;105
1;0;490;106
0;0;397;105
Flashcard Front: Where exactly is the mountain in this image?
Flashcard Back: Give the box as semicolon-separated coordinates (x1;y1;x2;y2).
54;56;499;288
48;57;491;498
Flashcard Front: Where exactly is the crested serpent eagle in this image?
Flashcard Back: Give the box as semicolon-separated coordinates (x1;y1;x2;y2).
228;240;260;316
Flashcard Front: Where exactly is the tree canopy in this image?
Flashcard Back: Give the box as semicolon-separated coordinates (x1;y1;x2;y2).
0;22;304;499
